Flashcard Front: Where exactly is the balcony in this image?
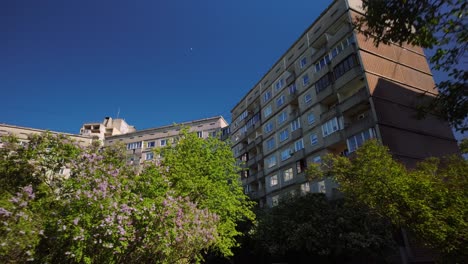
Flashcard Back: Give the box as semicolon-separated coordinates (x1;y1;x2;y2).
316;84;334;103
246;174;257;185
331;44;356;68
334;67;363;91
323;130;345;148
310;46;327;65
247;157;257;167
286;72;296;86
246;141;256;152
292;148;306;162
344;114;375;137
250;188;266;199
291;128;303;141
320;106;339;122
340;88;369;113
254;135;263;145
327;23;351;48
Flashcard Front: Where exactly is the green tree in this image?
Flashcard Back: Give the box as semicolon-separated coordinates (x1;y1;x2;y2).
355;0;467;132
0;131;254;263
252;194;395;263
0;133;81;195
157;130;255;257
308;140;468;261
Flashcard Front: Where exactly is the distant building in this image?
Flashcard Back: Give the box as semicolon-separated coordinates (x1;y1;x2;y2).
80;117;136;141
230;0;459;208
103;116;228;165
0;123;94;147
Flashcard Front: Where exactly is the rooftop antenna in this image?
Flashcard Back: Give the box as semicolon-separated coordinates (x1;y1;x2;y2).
117;107;120;118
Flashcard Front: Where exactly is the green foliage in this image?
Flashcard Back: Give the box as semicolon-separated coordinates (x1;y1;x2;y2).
0;132;81;195
356;0;467;132
253;194;395;262
313;140;468;261
0;131;252;263
157;129;255;257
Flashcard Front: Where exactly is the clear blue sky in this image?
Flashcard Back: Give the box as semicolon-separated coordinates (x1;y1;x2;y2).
1;0;463;143
1;0;333;133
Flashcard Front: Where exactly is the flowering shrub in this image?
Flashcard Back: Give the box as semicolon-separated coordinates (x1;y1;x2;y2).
0;132;252;263
0;185;42;263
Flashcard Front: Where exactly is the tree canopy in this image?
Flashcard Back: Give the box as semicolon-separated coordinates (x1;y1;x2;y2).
0;131;254;263
308;140;468;262
355;0;467;132
252;193;395;263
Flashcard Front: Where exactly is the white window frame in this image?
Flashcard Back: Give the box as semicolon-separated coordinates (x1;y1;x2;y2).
291;118;301;131
308;113;316;125
264;122;273;133
279;129;289;142
294;138;304;152
270;175;278;186
302;74;309;86
304;93;312;104
266;155;277;168
266;137;275;151
281;149;291;161
300;57;307;68
145;152;154;160
277;111;287;125
283;168;293;182
310;133;318;146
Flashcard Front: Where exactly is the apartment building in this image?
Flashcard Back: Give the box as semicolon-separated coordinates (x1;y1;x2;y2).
104;116;228;165
230;0;459;208
80;117;136;141
0;123;94;147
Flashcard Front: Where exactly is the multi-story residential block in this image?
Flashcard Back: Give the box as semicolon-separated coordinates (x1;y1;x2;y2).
80;117;136;141
0;123;94;147
230;0;459;208
104;116;228;165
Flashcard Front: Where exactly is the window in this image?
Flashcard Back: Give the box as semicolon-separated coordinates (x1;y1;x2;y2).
160;139;167;146
264;105;272;118
281;149;291;161
283;168;293;181
317;180;326;193
315;73;333;94
277;111;287;125
127;141;142;150
263;90;272;102
264;122;273;134
272;195;279;206
321;117;341;137
288;84;297;94
266;155;277;168
270;175;278;186
310;133;318;145
275;78;285;90
291;118;301;131
294;138;304;152
304;93;312;104
241;153;248;162
347;128;375;152
266;137;275;151
276;95;285;107
296;159;307;174
238;110;248;122
333;54;358;79
302;74;310;86
145;152;154;160
147;141;155;148
300;57;307;68
197;131;203;138
313;156;322;164
279;129;289;142
307;113;316;125
301;182;310;194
